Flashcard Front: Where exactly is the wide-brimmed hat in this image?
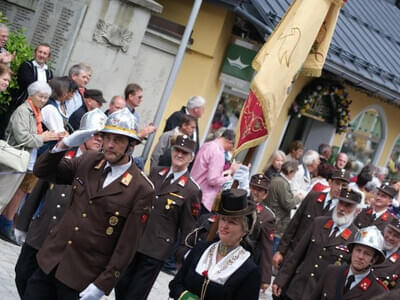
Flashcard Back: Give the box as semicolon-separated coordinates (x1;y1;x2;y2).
331;168;350;183
172;135;196;154
338;187;362;204
101;107;140;141
79;108;107;131
377;183;397;199
250;173;270;191
348;226;385;264
216;189;255;217
387;217;400;234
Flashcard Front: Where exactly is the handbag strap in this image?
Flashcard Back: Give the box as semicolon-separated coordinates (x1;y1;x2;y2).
4;133;29;150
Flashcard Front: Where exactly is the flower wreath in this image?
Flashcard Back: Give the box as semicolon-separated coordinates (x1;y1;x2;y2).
289;79;351;133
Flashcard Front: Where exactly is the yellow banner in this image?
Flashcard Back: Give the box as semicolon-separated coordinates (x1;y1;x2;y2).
250;0;343;131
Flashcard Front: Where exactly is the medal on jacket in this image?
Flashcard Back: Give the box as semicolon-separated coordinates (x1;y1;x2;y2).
109;216;119;226
106;226;114;235
165;198;176;210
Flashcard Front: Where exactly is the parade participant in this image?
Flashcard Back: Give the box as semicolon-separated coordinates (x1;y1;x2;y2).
247;174;275;293
335;152;349;170
310;226;388;300
23;107;155;300
354;183;396;232
272;188;362;300
371;217;400;290
169;189;261;300
14;109;106;297
115;134;201;299
273;169;350;269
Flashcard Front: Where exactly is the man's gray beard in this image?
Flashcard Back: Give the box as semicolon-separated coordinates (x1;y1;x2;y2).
332;207;356;226
383;240;399;251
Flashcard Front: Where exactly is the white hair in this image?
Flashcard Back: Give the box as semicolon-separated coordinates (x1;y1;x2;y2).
302;150;319;166
27;81;52;97
0;24;9;32
187;96;205;109
376;167;388;176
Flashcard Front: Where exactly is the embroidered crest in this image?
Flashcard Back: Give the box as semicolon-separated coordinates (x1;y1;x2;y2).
366;208;373;215
158;168;168;176
381;212;389;221
324;220;334;229
140;213;148;223
121;172;132;186
64;150;76;159
390;253;399;263
257;204;263;213
359;278;371;291
317;193;326;203
94;159;106;169
335;244;349;253
341;228;352;240
192;203;201;216
178;176;188;187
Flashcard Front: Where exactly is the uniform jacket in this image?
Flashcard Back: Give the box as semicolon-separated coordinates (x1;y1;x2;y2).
354;207;393;232
33;150;155;294
310;265;388;300
372;249;400;290
265;175;298;238
274;216;357;300
277;191;332;257
16;150;78;249
138;167;202;262
169;241;261;300
247;203;275;284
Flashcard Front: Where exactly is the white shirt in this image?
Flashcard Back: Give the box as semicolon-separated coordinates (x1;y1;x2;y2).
323;194;338;211
346;268;370;291
32;60;48;82
41;100;68;132
371;208;387;220
330;222;350;237
103;160;132;188
65;90;83;117
165;168;188;184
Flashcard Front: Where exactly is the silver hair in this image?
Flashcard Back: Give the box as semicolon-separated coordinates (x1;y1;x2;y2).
0;24;9;32
27;81;52;97
302;150;320;166
264;150;286;172
68;62;92;78
376;166;388;176
187;96;205;109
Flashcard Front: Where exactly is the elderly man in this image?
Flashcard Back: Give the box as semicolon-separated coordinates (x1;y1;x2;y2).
0;24;13;64
106;96;125;115
23;108;155;300
272;188;362;300
291;149;320;199
65;63;92;116
372;217;400;290
354;183;396;232
115;135;201;300
286;140;304;162
335;152;349;170
273;169;350;269
191;129;240;213
310;226;388;299
163;95;206;149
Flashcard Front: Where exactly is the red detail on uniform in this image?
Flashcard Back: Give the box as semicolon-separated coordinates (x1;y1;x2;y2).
324;220;334;229
381;212;389;221
376;278;389;291
140;214;148;223
393;274;399;280
366;208;373;215
208;215;218;223
202;270;208;278
390;253;399;263
359;278;371;291
159;168;168;176
64;150;76;159
341;228;352;240
178;176;188;187
269;232;274;241
257;204;263;213
192;203;201;217
313;183;329;193
317;193;326;203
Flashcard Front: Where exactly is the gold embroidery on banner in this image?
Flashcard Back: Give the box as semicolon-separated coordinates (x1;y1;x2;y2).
278;27;301;67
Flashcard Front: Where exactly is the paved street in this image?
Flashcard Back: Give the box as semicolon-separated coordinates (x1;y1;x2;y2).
0;238;272;299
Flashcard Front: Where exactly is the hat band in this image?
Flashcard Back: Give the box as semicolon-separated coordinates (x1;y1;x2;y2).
104;125;137;135
220;206;249;214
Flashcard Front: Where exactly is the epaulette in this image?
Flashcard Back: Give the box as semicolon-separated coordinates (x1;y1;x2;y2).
263;204;276;219
381;212;389;221
359;277;371;291
140;171;155;190
190;176;201;191
376;278;389;291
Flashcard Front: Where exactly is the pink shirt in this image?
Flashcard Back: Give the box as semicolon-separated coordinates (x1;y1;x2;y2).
191;139;229;211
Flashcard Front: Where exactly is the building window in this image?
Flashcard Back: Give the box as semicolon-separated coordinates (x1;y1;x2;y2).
387;136;400;181
341;108;384;174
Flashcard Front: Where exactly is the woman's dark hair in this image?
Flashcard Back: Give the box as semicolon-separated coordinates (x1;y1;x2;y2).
357;171;373;188
49;76;78;99
318;162;335;179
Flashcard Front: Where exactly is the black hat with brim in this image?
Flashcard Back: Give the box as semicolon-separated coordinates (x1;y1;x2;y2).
216;189;256;216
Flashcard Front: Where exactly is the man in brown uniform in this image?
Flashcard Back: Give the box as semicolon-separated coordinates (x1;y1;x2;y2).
247;174;275;293
354;183;396;232
115;134;202;300
371;217;400;290
272;188;362;300
273;169;349;269
23;108;155;300
310;226;388;300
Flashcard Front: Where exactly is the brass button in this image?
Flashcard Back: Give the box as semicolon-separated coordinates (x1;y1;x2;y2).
89;200;93;205
339;254;343;258
82;213;87;218
311;239;316;243
68;240;72;245
74;226;79;231
166;238;171;242
115;211;120;216
314;264;318;268
323;248;326;251
61;193;65;197
310;273;314;277
73;185;77;190
114;271;120;278
106;227;114;235
56;204;61;208
319;256;322;259
307;214;311;218
52;216;57;220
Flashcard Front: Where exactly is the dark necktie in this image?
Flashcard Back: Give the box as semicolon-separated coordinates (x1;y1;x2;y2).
98;166;111;191
330;226;339;238
163;173;174;185
324;199;332;212
344;275;355;294
383;250;387;258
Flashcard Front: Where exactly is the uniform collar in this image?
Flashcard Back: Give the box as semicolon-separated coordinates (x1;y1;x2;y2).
166;168;187;183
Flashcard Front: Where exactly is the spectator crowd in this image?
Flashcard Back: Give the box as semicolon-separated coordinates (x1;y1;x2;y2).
0;23;400;300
